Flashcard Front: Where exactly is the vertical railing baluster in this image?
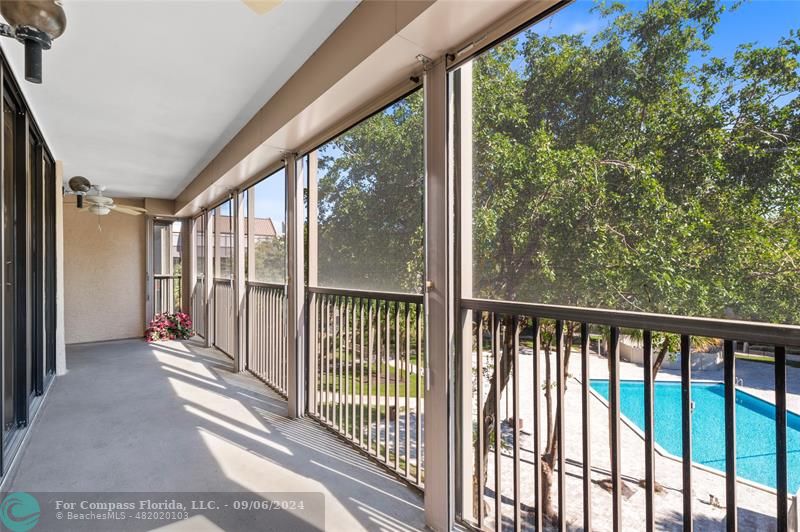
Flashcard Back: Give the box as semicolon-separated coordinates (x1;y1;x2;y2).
269;288;274;386
643;329;655;532
416;301;423;486
255;288;260;379
512;316;521;532
327;295;333;423
724;339;737;532
344;297;350;437
476;311;484;528
385;300;391;463
405;302;411;478
350;297;361;441
368;299;374;453
314;293;320;414
340;297;346;432
259;288;264;381
556;319;566;532
395;300;401;470
359;298;365;447
581;322;592;532
281;288;286;392
610;326;621;532
493;313;502;530
681;334;693;532
376;300;382;457
776;345;788;532
267;289;272;384
318;294;324;419
532;317;542;532
329;296;335;425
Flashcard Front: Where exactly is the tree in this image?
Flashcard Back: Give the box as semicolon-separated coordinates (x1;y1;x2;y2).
469;0;799;524
316;92;424;293
252;236;285;283
312;0;800;526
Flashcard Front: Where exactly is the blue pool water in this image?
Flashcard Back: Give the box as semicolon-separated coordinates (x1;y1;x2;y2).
590;380;800;491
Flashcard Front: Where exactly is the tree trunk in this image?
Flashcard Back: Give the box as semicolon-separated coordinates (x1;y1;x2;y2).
477;316;516;520
539;324;574;526
540;340;557;524
652;335;671;376
475;318;573;528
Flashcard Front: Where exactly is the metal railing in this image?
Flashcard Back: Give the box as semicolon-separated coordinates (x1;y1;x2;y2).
191;277;206;338
309;286;425;488
213;278;235;357
247;282;288;396
460;297;800;532
153;274;181;316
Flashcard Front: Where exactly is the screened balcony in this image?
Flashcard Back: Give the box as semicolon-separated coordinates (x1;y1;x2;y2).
0;0;798;531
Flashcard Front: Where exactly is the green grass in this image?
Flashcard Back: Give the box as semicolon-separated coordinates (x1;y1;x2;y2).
320;365;421;397
736;352;800;368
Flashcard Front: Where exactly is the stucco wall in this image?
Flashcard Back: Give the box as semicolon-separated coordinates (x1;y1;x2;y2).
63;200;146;344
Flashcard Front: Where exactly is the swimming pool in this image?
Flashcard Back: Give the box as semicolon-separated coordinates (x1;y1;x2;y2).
590;380;800;491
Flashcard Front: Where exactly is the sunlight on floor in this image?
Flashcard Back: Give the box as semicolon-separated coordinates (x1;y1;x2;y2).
185;404;287;453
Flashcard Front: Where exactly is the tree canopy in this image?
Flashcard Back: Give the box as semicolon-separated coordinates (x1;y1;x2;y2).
315;94;424;294
316;0;800;325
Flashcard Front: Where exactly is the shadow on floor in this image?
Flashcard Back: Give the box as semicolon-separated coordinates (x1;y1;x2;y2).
6;338;424;531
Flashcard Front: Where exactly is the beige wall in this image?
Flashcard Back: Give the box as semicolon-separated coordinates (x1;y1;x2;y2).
63;200;146;344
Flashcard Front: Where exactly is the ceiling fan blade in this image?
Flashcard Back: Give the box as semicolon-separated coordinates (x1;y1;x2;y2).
109;205;147;216
242;0;282;15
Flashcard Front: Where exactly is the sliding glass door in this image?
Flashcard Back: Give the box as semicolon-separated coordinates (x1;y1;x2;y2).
2;90;18;444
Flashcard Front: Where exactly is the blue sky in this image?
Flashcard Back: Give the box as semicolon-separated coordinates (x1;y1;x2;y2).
540;0;800;58
246;168;285;234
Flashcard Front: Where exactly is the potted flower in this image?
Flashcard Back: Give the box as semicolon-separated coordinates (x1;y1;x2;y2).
145;312;193;342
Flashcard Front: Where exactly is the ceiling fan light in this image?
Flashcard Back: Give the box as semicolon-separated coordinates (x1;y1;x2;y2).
88;205;110;216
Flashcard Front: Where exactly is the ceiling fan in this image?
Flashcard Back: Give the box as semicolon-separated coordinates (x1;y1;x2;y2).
65;176;147;217
0;0;67;84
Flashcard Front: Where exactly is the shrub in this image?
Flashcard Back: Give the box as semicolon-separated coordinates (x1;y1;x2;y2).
145;312;193;342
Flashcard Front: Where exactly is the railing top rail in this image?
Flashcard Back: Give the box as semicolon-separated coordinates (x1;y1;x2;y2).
154;274;181;279
213;277;234;283
461;297;800;346
308;285;424;304
246;281;287;289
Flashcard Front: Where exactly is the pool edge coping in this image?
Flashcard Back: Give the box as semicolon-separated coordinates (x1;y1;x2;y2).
582;376;790;499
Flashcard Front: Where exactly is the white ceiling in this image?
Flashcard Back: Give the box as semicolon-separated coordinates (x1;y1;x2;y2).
1;0;358;199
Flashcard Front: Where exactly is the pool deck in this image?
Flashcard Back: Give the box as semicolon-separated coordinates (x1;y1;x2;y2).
477;347;791;531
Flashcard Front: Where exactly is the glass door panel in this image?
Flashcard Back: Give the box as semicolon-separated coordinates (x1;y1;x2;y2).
2;95;16;440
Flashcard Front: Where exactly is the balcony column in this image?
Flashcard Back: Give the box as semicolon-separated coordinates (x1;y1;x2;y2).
204;208;215;348
54;160;66;375
453;61;474;521
181;217;191;313
145;216;154;325
234;188;246;373
307;151;318;412
286;153;306;418
424;56;454;531
188;216;198;317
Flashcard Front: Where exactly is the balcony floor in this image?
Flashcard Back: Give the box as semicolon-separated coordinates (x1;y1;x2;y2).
6;338;425;531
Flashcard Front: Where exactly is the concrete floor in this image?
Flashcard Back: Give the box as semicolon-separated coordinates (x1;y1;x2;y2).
6;338;425;532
